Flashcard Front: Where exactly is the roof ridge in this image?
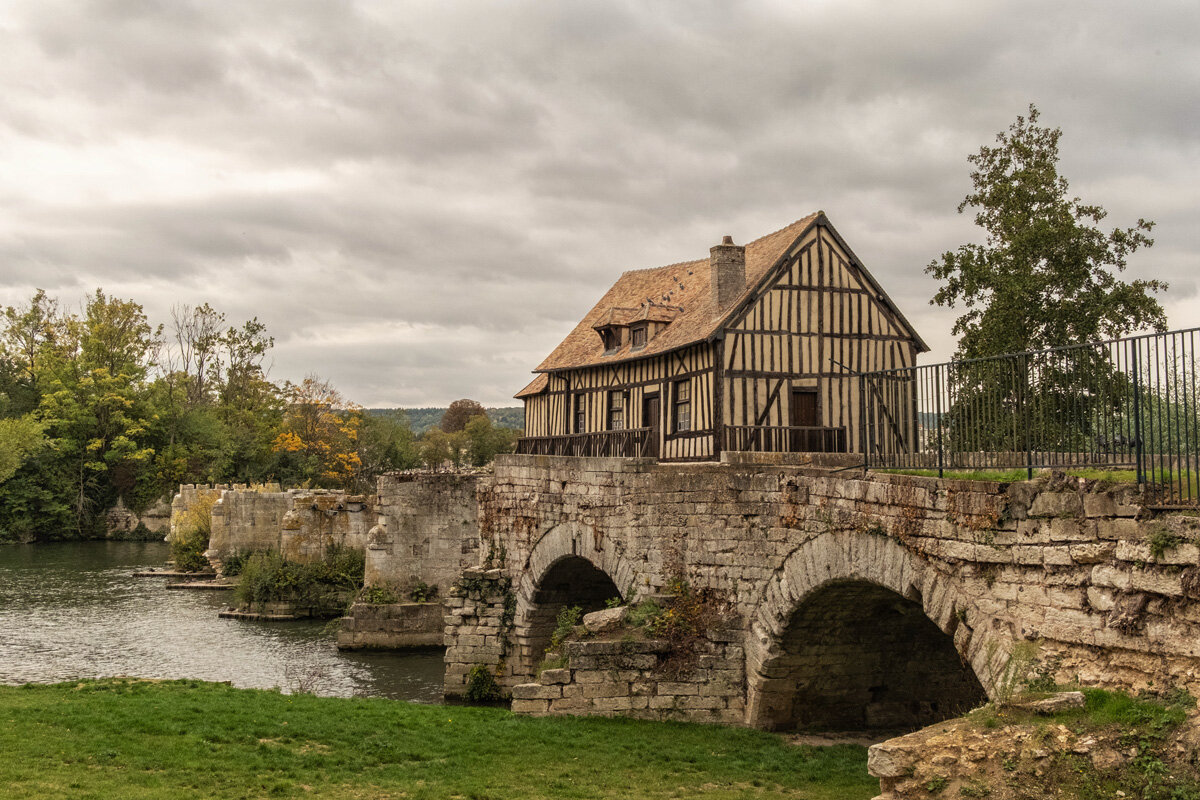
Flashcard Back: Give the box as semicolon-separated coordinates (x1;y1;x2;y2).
749;212;821;245
619;256;706;277
616;213;820;277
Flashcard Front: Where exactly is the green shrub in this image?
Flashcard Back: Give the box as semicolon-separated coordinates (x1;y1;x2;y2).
233;546;365;614
359;585;401;604
409;580;438;603
221;552;249;577
549;605;582;651
463;664;500;703
626;598;663;628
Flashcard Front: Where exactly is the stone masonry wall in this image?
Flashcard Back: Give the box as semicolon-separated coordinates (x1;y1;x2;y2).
443;567;511;696
446;453;1200;726
336;602;444;649
279;492;373;563
207;488;291;560
367;473;480;596
510;633;746;724
106;497;171;537
176;484;371;568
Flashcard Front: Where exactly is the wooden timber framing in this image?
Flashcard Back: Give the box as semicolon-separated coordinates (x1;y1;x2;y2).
514;213;928;462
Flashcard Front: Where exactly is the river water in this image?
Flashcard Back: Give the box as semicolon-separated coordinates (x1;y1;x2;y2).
0;541;445;702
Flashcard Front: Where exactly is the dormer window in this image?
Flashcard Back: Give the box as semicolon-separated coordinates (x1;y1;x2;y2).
631;325;647;349
600;327;621;354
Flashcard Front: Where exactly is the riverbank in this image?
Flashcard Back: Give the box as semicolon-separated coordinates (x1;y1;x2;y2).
0;679;876;799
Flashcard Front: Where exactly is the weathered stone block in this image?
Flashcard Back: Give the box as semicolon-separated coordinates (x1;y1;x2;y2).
868;742;918;779
582;682;631;699
512;683;562;700
511;699;550;715
1090;564;1131;590
539;668;571;685
1069;542;1115;564
1116;540;1200;566
1030;492;1083;518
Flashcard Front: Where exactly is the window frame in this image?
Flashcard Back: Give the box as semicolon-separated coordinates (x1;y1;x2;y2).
574;393;587;434
607;390;626;431
631;325;648;350
600;327;620;354
673;379;691;433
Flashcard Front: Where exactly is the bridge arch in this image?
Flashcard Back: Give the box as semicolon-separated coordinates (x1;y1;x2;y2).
745;532;1001;731
510;523;639;682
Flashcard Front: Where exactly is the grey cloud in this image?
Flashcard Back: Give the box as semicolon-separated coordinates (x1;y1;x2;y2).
0;0;1196;404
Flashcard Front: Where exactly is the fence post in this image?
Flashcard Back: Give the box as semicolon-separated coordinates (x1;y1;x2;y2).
1132;340;1145;485
859;376;868;470
1021;353;1033;480
934;367;944;479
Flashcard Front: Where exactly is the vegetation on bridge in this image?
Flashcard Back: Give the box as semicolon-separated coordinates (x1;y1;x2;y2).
0;679;877;800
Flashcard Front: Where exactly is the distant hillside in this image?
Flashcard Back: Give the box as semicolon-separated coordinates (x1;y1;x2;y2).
366;407;524;436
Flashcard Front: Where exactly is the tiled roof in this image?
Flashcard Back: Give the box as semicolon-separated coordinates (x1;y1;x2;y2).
515;373;548;399
531;214;820;374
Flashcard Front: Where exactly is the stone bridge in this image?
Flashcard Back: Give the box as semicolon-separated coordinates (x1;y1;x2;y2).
444;454;1200;730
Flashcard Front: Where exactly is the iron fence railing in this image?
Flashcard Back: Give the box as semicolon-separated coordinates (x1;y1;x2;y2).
516;428;651;458
861;327;1200;506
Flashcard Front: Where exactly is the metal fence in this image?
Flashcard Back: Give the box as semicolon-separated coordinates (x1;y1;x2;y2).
861;327;1200;506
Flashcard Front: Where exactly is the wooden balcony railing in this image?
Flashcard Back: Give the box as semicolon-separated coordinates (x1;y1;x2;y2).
517;425;847;460
724;425;847;454
516;428;652;458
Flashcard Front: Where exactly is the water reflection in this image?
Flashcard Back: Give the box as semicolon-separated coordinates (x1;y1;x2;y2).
0;541;445;702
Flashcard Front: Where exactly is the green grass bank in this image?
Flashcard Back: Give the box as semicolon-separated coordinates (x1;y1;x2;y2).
0;679;876;800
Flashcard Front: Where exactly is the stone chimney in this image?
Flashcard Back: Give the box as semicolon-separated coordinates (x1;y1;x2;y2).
710;235;746;314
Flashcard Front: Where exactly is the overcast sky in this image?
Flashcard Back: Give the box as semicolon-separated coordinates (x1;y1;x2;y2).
1;1;1197;407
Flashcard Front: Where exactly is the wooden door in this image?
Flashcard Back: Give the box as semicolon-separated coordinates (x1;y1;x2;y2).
643;394;660;458
790;389;818;451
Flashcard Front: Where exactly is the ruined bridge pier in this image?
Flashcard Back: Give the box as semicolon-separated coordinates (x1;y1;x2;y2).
443;454;1200;729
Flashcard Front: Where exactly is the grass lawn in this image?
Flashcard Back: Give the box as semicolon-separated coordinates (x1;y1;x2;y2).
0;679;877;800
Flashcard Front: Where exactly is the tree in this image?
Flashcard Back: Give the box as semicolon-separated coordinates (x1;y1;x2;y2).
272;375;362;487
463;414;517;466
441;399;486;433
79;289;162;381
1;290;63;386
352;410;420;492
927;105;1166;361
418;428;453;471
165;303;226;407
0;415;47;485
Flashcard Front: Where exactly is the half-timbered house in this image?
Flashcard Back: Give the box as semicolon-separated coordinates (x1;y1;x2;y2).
515;212;928;461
